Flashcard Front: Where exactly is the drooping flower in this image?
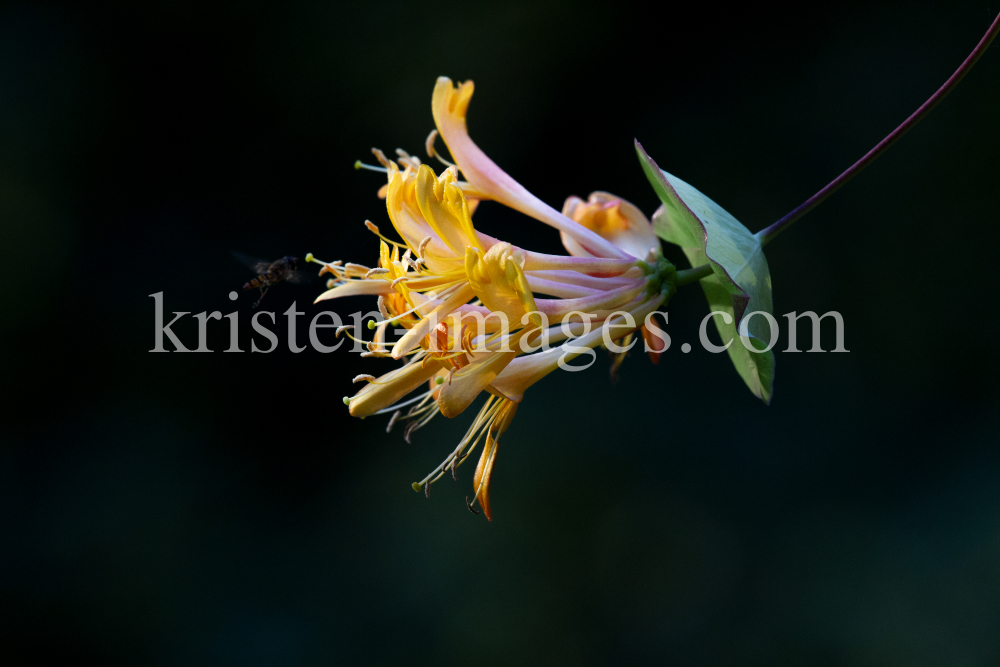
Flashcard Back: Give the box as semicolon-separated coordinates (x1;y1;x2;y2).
561;191;660;261
307;78;676;520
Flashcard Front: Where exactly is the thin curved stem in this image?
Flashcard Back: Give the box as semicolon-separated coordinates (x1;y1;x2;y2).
756;11;1000;247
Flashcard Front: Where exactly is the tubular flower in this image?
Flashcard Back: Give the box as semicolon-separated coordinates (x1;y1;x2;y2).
431;77;632;260
308;78;677;520
562;191;666;375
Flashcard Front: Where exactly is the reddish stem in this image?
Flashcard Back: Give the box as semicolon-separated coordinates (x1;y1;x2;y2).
757;11;1000;246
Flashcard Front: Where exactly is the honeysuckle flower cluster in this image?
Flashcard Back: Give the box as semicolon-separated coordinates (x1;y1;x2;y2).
296;12;1000;520
307;77;675;520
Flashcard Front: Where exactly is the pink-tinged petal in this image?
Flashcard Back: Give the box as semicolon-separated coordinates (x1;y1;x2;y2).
534;279;646;319
432;77;631;260
524;269;640;291
314;280;394;303
561;192;660;260
521;250;639;276
490;295;666;401
524;275;600;299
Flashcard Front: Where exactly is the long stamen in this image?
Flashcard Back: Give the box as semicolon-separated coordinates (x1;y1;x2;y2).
398;401;437;422
354;160;389;173
425;129;456;169
304;254;345;275
333;323;403;349
386;410;402;433
404;405;441;444
381;282;464;323
364;220;410;249
414;396;502;490
374;388;437;416
406;388;438;413
340;330;372;346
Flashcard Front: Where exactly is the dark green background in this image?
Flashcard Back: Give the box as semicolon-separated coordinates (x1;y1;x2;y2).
2;2;998;664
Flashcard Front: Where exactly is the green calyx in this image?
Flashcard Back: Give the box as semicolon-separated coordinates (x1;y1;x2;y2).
642;251;677;299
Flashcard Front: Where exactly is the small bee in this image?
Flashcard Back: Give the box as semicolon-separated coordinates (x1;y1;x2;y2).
233;252;307;307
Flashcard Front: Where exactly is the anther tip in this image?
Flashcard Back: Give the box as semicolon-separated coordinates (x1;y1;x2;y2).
411;482;422;492
326;279;335;289
342;396;351;406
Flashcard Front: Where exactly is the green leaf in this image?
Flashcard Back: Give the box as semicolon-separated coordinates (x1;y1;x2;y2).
635;140;776;404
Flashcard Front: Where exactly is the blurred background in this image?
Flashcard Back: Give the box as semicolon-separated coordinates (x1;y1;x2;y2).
2;1;998;664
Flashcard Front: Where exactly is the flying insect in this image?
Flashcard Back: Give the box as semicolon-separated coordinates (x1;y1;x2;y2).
233;252;306;307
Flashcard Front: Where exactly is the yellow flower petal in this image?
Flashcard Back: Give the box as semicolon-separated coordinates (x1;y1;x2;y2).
472;400;517;522
465;243;542;327
414;164;483;256
348;357;445;418
436;328;531;418
385;167;463;275
314;279;394;303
